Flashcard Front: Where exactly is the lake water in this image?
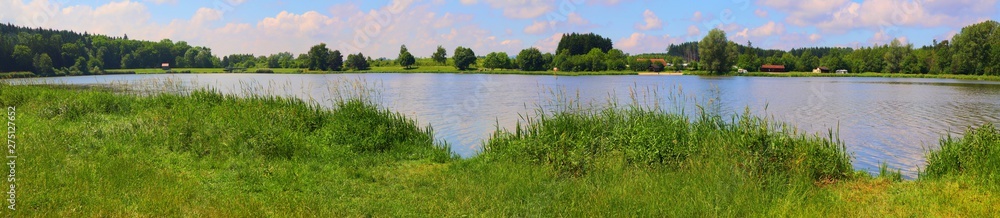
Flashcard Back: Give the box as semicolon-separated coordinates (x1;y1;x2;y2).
7;73;1000;178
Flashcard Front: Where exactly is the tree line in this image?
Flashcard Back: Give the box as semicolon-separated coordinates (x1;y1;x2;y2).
0;23;220;76
697;20;1000;75
3;20;1000;76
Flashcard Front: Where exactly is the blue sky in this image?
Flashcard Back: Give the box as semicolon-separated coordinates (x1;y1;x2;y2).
3;0;997;58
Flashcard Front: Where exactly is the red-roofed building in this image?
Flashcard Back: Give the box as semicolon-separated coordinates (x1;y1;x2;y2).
760;64;786;72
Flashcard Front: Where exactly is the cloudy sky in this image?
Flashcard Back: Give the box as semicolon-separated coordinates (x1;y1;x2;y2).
3;0;997;58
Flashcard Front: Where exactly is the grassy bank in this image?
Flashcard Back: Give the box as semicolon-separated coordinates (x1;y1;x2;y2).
0;84;997;216
685;71;1000;82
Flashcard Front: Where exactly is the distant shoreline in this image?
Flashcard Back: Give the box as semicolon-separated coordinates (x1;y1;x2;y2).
6;68;1000;82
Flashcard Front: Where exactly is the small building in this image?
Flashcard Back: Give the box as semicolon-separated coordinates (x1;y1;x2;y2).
812;67;831;73
760;64;787;72
161;63;171;70
836;69;848;74
737;69;748;74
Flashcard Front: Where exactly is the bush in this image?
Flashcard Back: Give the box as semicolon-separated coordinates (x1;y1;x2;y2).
255;69;275;74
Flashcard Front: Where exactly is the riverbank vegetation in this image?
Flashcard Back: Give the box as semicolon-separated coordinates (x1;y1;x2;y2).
5;20;1000;78
1;83;997;216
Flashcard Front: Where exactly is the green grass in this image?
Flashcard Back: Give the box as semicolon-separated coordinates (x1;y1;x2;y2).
0;83;997;216
684;71;1000;82
923;123;1000;189
0;71;35;79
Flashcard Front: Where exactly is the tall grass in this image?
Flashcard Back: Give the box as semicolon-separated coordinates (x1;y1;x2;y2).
483;98;852;182
0;82;456;216
924;123;1000;188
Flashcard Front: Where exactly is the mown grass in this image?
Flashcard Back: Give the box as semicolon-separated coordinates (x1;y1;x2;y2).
0;82;997;216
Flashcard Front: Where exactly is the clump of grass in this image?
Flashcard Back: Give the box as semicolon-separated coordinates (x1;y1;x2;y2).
878;162;903;182
923;123;1000;188
483;101;853;183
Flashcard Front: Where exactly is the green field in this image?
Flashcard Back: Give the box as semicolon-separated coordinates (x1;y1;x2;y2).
1;83;997;216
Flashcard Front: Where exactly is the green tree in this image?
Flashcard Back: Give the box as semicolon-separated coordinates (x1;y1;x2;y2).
72;56;88;75
11;45;33;71
630;59;651;72
516;47;545;71
182;49;197;68
346;52;370;70
698;28;737;74
483;52;510;70
820;49;848;72
670;56;684;72
883;38;906;73
541;52;554;70
329;50;343;71
553;49;570;71
605;49;628;71
798;50;819;71
431;45;447;65
556;32;614;56
397;45;415;69
950;20;1000;75
295;53;310;68
780;53;798;71
33;53;54;76
308;43;331;71
453;46;477;70
584;48;606;71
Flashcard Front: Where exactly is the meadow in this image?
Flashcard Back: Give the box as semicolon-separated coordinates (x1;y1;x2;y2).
0;82;997;216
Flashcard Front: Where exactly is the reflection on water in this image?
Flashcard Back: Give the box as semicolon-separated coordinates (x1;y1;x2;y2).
7;74;1000;178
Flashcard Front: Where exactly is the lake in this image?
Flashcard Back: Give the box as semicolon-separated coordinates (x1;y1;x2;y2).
7;73;1000;178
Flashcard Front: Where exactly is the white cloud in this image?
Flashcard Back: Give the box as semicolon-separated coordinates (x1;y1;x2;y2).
0;0;527;58
728;22;786;46
756;0;851;26
522;12;591;35
749;21;784;37
459;0;552;19
691;11;704;22
523;20;550;34
616;32;685;54
190;8;223;25
634;9;663;31
686;25;701;36
144;0;176;5
754;9;768;18
566;12;590;26
758;0;997;33
530;33;563;53
809;33;822;42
